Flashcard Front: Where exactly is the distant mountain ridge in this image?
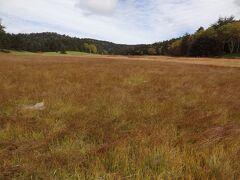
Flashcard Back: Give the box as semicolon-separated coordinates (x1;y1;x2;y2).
0;17;240;57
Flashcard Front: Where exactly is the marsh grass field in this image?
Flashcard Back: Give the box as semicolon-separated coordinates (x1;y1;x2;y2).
0;53;240;179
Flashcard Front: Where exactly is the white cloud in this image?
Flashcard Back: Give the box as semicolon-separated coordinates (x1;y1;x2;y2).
0;0;239;44
76;0;118;15
235;0;240;6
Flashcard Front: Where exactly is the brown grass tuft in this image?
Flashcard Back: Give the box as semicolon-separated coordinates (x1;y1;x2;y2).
195;125;240;145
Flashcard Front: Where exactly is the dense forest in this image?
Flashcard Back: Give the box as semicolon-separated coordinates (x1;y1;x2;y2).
0;17;240;57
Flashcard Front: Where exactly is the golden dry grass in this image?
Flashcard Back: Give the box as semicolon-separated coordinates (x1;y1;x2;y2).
101;55;240;68
0;54;240;179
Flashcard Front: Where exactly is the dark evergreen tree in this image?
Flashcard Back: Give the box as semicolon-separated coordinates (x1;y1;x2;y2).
0;20;6;50
180;34;191;56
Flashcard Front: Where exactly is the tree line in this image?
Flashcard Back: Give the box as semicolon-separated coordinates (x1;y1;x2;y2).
0;17;240;57
133;17;240;57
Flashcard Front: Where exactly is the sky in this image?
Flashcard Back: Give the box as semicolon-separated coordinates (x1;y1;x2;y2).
0;0;240;44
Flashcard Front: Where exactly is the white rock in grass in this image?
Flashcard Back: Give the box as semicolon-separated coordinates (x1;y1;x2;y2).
23;102;45;111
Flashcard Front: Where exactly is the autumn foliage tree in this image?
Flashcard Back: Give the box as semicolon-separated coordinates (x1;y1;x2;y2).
218;22;240;54
83;43;97;54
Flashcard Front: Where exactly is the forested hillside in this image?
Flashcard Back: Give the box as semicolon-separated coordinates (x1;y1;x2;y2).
0;17;240;57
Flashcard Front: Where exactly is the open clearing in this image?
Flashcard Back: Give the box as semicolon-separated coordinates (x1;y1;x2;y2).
0;54;240;179
2;52;240;68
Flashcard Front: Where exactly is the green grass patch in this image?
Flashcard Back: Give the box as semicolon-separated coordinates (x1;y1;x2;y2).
223;53;240;58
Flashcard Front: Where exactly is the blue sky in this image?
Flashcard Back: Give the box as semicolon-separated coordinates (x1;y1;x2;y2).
0;0;240;44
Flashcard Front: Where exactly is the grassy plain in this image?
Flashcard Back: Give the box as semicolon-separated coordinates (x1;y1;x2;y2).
0;53;240;179
1;50;90;57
